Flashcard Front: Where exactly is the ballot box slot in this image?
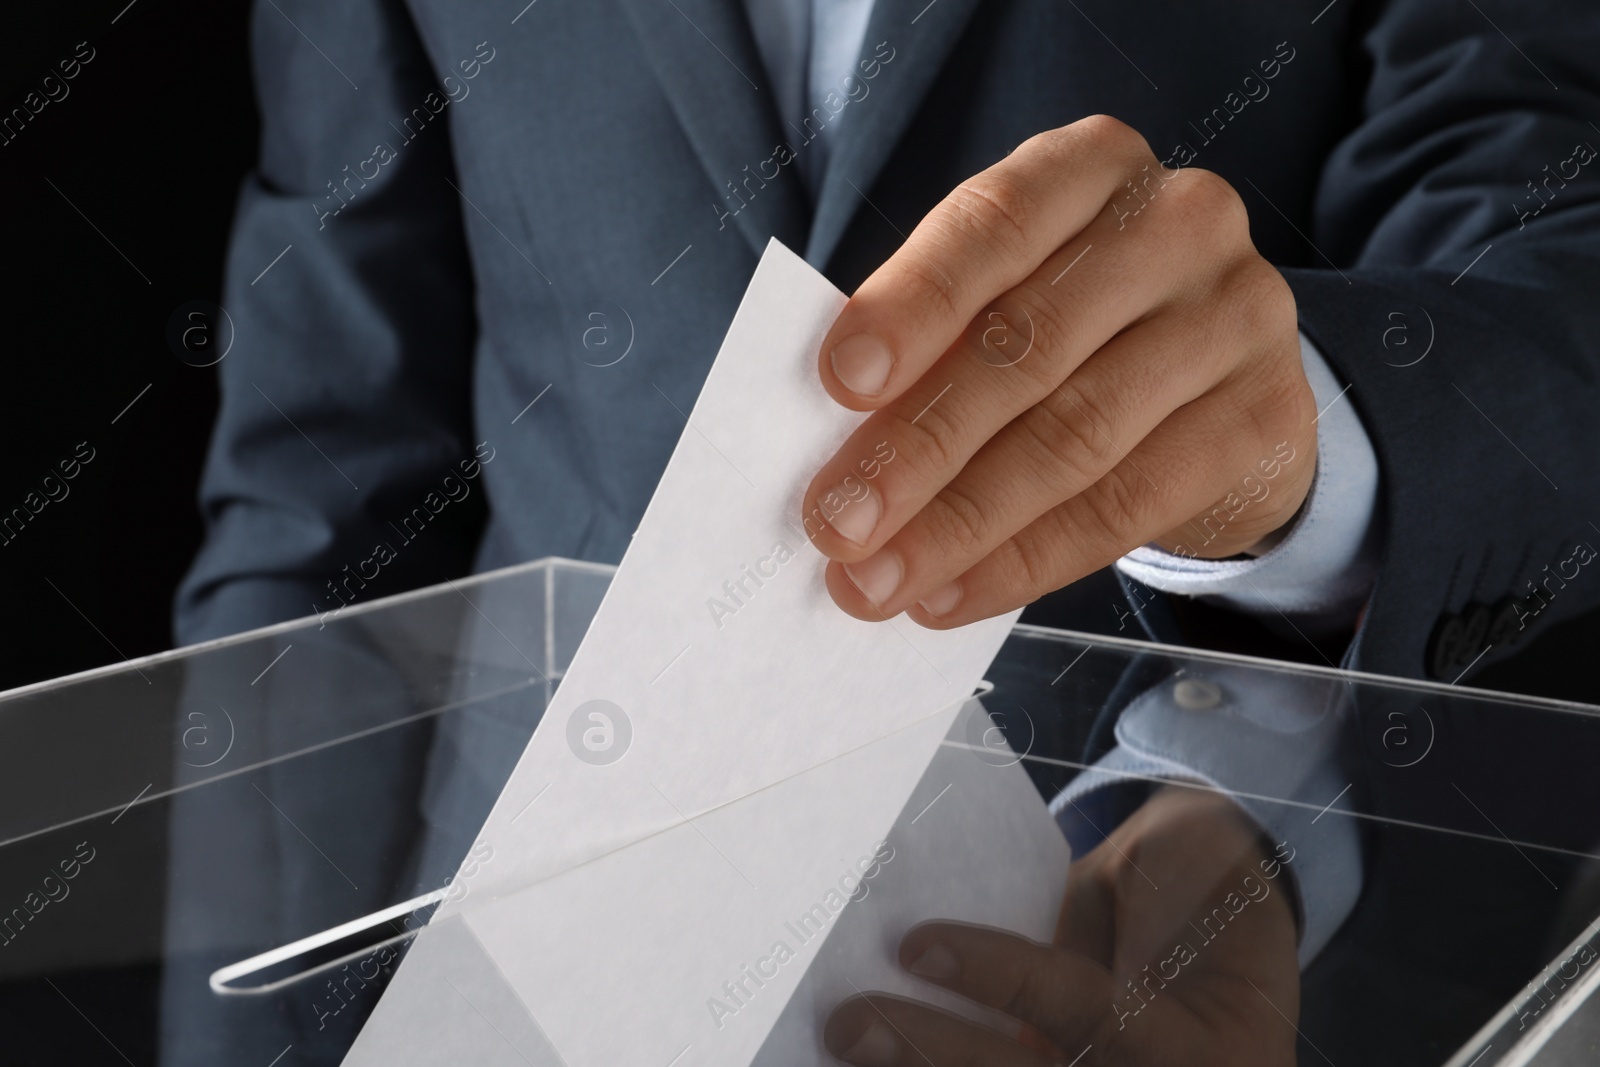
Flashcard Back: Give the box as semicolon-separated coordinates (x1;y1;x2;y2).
208;889;445;996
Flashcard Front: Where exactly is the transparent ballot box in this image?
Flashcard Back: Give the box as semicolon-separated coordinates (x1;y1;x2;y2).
2;558;1599;1066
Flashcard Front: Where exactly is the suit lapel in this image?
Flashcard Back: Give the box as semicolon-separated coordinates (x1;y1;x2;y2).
804;0;987;271
614;0;810;257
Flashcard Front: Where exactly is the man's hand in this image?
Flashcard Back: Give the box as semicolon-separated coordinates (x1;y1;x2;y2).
802;115;1316;627
823;786;1302;1066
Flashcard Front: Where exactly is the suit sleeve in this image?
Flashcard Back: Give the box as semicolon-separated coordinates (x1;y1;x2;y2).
174;0;481;645
1274;0;1600;681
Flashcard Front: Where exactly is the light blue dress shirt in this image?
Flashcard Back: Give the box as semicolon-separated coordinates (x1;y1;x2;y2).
743;0;875;195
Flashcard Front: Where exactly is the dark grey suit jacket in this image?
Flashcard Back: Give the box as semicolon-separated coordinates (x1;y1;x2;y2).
177;0;1600;687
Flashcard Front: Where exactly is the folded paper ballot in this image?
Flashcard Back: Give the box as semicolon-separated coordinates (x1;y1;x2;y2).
342;240;1067;1065
748;701;1074;1065
346;701;1070;1065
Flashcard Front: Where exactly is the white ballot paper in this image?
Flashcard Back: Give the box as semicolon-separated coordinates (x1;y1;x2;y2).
343;240;1069;1066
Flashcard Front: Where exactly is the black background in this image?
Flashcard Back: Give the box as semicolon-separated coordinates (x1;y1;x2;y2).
0;0;255;693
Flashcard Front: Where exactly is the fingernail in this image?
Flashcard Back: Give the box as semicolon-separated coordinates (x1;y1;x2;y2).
845;551;902;607
831;335;894;398
907;942;961;981
825;480;881;545
917;581;962;617
840;1021;900;1066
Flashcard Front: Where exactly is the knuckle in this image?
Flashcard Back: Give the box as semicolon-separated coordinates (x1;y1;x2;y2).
920;481;993;556
1073;113;1151;160
1169;167;1248;236
890;253;963;322
1229;258;1298;341
947;176;1035;250
1000;946;1072;1024
1257;364;1317;440
1009;283;1075;364
999;527;1061;600
972;286;1074;378
889;396;965;474
1021;123;1075;154
1079;466;1147;551
1021;387;1118;482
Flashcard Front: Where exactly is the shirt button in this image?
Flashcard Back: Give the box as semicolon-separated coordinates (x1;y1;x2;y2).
1173;678;1223;710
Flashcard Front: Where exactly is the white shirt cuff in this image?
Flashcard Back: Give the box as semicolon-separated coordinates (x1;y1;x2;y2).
1116;331;1381;631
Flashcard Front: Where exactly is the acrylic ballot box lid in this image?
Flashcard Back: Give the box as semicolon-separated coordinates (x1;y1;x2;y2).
0;557;1597;1066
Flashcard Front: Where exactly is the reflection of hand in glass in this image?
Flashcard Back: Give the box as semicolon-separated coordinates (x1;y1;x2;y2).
824;785;1299;1066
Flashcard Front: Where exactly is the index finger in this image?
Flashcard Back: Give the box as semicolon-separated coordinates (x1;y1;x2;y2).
819;115;1158;409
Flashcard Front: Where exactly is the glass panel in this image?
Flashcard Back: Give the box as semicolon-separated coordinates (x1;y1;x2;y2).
1;558;1596;1067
